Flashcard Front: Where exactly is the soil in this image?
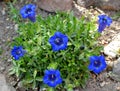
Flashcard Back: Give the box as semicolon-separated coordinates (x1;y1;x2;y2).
0;0;120;91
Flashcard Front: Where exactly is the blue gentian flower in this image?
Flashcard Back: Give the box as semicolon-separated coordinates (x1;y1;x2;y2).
88;55;107;74
49;32;68;51
20;4;36;22
43;69;62;87
11;46;26;60
98;15;112;33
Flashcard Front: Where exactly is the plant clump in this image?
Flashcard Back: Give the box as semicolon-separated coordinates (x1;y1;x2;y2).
9;4;112;90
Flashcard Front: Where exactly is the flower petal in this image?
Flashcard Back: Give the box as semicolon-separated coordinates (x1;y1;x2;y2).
98;23;106;33
43;69;62;87
88;64;94;71
93;68;101;74
89;56;98;63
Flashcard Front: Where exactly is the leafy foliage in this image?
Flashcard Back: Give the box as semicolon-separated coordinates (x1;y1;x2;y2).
10;12;102;90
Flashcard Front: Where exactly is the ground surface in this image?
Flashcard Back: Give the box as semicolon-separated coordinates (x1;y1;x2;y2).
0;1;120;91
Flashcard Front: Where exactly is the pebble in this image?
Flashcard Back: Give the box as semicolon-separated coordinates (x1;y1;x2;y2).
0;66;5;72
2;39;6;42
7;59;12;62
100;81;106;87
109;58;120;82
6;26;10;29
1;9;5;15
6;18;10;21
14;24;18;31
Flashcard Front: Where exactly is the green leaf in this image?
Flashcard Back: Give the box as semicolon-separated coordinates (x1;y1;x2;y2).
47;62;58;69
20;68;26;72
25;78;34;84
47;87;55;91
33;70;37;78
36;77;43;82
32;80;36;89
9;68;15;75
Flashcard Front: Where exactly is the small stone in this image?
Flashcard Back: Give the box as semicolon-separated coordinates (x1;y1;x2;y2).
40;88;47;91
14;24;18;31
1;9;5;15
2;39;6;42
6;26;10;29
6;18;9;21
0;66;5;72
100;81;106;87
7;59;12;62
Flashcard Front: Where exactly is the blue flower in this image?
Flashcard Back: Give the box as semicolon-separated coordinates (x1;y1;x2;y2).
43;69;62;87
98;15;112;33
49;32;68;51
11;46;26;60
88;55;107;74
20;4;36;22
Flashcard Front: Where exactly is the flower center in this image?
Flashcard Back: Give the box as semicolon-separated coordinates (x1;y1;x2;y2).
25;8;32;14
93;60;101;67
102;18;107;23
16;50;21;55
49;74;56;81
54;37;63;45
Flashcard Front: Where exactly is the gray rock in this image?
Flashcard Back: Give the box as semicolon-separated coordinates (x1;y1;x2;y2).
38;0;73;12
1;85;16;91
77;0;95;7
77;0;120;11
0;74;16;91
104;33;120;58
110;58;120;81
0;74;6;85
95;0;120;11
